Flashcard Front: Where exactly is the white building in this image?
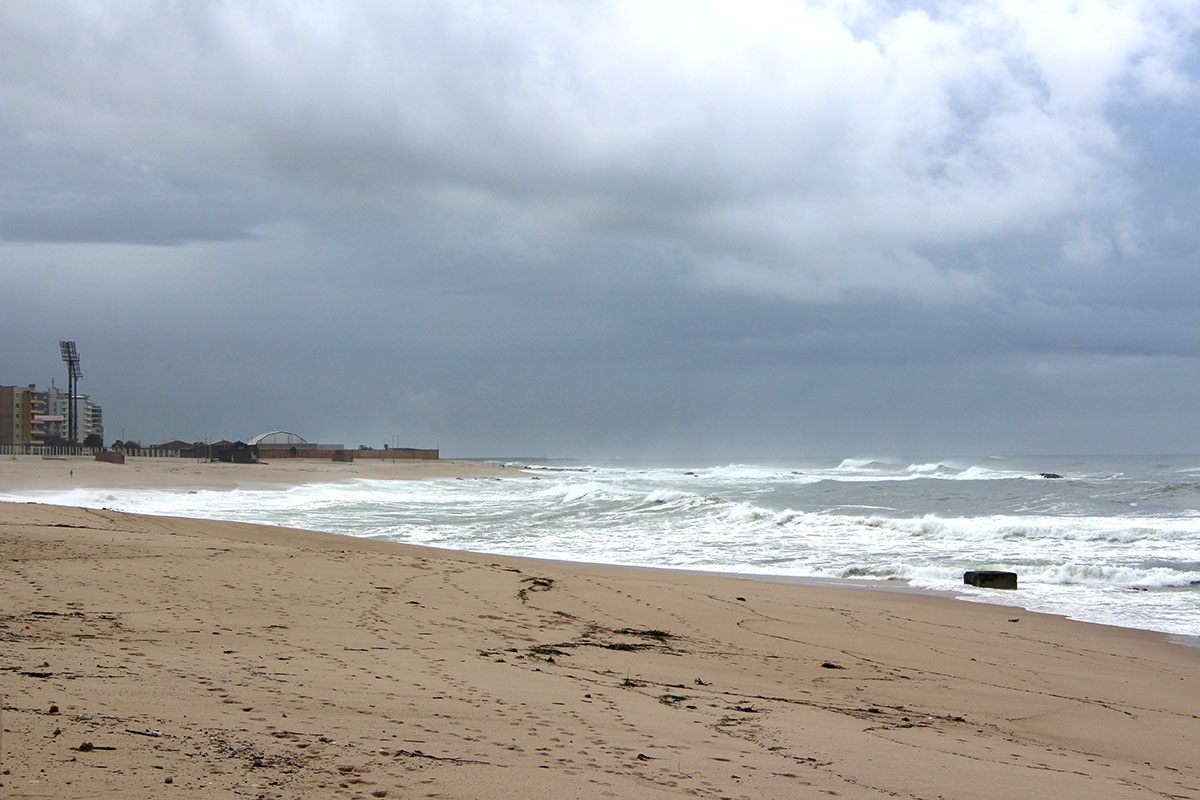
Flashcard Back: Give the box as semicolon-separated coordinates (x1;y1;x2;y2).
44;383;104;444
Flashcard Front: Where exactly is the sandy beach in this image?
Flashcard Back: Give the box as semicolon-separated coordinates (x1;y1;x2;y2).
0;454;519;491
1;458;1197;798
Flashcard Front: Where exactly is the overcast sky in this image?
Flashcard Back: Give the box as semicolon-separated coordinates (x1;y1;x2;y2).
3;1;1200;458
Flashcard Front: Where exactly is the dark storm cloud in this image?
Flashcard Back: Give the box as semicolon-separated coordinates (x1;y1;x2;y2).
3;1;1200;455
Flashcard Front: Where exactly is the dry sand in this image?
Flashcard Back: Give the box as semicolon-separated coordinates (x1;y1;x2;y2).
0;454;519;491
1;458;1197;798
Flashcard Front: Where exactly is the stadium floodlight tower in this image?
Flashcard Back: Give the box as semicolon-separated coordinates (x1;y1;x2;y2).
59;340;81;445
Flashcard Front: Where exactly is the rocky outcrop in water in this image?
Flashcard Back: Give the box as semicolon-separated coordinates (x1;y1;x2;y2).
964;570;1018;590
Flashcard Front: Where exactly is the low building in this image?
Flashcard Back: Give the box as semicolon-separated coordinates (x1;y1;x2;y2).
248;430;437;460
249;431;343;457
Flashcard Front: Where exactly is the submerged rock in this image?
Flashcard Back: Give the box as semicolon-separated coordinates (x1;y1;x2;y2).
964;570;1018;590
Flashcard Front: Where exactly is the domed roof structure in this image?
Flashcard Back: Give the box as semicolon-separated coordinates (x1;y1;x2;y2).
248;431;308;446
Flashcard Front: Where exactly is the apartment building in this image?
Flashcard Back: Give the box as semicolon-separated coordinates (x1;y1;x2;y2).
1;383;104;445
43;383;104;444
0;384;38;444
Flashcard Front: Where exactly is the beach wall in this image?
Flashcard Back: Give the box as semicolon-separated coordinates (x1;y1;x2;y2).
258;446;439;460
0;443;103;457
354;447;439;460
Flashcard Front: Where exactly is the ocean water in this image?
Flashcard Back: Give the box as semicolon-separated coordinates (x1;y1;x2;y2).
8;455;1200;639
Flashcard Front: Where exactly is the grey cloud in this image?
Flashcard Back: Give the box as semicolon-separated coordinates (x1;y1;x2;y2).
8;4;1196;274
3;2;1200;456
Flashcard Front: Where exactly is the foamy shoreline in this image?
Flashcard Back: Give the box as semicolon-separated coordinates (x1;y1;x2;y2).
2;456;1198;798
2;454;1195;641
0;456;1034;620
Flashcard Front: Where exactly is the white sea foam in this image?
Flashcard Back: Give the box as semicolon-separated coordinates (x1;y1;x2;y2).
535;482;616;504
724;502;773;524
859;513;1200;545
835;457;889;471
697;464;793;482
906;462;951;474
1011;564;1200;587
642;489;696;505
816;460;1035;483
952;465;1021;480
